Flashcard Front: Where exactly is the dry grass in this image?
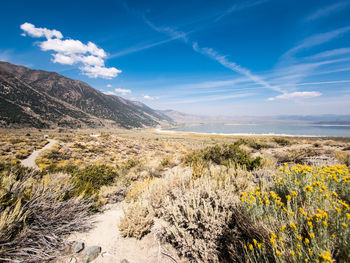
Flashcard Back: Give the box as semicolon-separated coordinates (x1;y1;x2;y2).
0;167;92;262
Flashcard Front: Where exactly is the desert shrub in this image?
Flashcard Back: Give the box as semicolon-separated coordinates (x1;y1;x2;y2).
275;148;319;165
273;137;291;146
0;168;92;262
69;165;119;198
185;143;262;171
125;177;152;202
14;149;29;159
334;151;350;166
160;156;176;168
121;158;141;170
240;164;350;262
97;180;129;205
160;174;252;262
145;168;192;215
73;142;86;149
9;138;24;145
238;138;271;150
119;201;153;239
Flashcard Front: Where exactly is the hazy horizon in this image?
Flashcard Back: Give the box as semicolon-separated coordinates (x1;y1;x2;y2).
1;0;350;116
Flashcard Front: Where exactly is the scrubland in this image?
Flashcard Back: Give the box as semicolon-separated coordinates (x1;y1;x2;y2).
0;128;349;262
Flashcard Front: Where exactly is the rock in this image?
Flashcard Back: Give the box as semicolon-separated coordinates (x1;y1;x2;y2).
68;257;77;263
120;260;130;263
74;242;84;253
84;246;101;263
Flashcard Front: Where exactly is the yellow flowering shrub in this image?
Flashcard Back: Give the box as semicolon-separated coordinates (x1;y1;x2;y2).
241;165;350;262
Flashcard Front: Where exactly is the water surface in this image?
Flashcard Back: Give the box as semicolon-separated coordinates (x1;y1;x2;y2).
167;123;350;137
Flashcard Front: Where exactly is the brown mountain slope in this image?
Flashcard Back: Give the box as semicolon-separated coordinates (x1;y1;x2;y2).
0;61;172;128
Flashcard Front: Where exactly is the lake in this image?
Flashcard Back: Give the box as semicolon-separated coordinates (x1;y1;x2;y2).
166;123;350;137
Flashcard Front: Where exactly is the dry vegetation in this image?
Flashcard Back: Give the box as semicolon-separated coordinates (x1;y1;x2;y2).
0;133;48;164
0;128;349;262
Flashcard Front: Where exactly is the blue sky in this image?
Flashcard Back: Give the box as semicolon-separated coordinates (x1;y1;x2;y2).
1;0;350;116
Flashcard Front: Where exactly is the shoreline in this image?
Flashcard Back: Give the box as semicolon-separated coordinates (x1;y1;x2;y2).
155;128;325;138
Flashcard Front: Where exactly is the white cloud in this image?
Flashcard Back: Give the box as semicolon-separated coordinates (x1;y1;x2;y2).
80;65;121;79
20;22;63;39
106;84;112;88
143;95;155;100
268;91;322;101
103;91;116;95
115;88;132;94
20;22;121;79
39;38;106;57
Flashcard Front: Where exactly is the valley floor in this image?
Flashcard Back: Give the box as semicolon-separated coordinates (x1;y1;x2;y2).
0;128;349;262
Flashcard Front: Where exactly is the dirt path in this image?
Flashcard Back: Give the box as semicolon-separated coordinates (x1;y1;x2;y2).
21;139;57;169
67;202;180;263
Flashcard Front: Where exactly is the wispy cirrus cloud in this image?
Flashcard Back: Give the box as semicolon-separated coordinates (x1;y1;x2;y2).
0;49;12;62
282;26;350;60
110;38;174;58
296;80;350;86
169;78;250;90
305;1;350;22
142;16;282;95
20;22;121;79
215;0;269;22
143;16;332;102
192;42;282;93
306;47;350;60
270;26;350;100
165;92;255;104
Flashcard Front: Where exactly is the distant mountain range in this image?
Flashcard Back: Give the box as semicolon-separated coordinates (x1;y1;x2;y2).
159;110;350;125
0;62;172;129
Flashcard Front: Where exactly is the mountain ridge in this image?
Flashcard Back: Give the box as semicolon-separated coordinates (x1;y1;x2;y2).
0;61;172;128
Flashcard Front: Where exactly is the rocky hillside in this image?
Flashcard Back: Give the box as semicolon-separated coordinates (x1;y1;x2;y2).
0;62;172;128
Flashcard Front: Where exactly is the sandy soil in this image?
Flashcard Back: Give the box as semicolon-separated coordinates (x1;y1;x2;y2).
67;203;180;263
20;139;57;169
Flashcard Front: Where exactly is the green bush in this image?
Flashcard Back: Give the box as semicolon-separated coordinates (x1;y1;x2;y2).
120;158;140;170
185;143;261;171
70;165;119;198
238;138;271;150
273;137;291;146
